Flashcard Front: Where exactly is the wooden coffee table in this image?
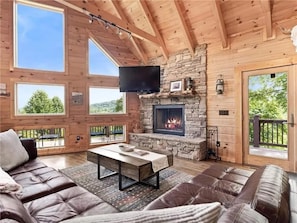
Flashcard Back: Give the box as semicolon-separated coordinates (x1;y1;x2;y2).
87;144;173;190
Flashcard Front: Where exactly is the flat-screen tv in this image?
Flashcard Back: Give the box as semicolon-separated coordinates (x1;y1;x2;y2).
119;66;160;93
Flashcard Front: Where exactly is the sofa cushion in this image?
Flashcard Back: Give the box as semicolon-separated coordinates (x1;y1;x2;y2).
24;186;119;223
9;160;76;202
0;129;30;171
0;167;22;194
144;182;236;210
191;164;255;197
218;203;268;223
60;202;222;223
233;165;266;205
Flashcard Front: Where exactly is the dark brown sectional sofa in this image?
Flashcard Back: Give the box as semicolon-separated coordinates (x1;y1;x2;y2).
145;161;292;223
0;138;294;223
0;139;119;223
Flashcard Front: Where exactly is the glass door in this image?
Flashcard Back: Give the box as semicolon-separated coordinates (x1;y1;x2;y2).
243;66;296;171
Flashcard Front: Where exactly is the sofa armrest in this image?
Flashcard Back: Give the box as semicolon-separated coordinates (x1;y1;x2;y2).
251;165;290;223
20;138;37;160
0;193;34;223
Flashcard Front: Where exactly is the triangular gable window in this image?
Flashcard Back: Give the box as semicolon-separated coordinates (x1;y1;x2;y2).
88;38;118;76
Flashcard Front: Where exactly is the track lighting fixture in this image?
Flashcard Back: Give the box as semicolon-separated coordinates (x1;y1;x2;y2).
118;29;122;35
89;14;131;37
105;22;109;29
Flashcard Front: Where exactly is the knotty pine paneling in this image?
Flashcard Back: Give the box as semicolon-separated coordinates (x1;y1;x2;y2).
0;1;141;155
207;24;297;163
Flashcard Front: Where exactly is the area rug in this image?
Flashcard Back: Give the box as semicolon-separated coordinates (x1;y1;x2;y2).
59;162;193;212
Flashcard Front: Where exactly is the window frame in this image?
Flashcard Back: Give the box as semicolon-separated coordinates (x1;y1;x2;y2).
88;37;119;77
14;82;67;117
88;86;126;115
13;0;65;72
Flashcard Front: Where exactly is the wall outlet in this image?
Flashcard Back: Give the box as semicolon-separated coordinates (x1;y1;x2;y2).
219;110;229;115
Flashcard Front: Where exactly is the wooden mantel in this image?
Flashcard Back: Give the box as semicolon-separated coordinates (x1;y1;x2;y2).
138;90;199;99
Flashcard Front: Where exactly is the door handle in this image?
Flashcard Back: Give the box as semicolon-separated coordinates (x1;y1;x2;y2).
283;114;295;127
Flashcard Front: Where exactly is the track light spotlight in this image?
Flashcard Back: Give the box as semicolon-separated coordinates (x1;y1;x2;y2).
88;14;131;37
105;22;109;29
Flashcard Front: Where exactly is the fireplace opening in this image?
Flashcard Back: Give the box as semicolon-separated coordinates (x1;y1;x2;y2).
153;104;185;136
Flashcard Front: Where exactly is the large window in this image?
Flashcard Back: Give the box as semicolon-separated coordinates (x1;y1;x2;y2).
89;87;125;114
15;83;65;115
14;0;64;71
88;38;118;76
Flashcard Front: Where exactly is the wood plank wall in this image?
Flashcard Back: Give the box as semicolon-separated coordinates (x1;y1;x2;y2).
207;21;297;163
0;1;141;155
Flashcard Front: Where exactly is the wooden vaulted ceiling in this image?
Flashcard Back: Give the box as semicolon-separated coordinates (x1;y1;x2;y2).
54;0;297;66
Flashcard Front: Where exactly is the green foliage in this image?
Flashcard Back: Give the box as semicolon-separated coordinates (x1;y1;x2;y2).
249;73;287;119
249;73;288;149
51;96;64;113
90;97;123;114
23;90;64;114
115;97;123;112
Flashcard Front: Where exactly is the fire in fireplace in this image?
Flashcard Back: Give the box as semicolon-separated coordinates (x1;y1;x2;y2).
153;104;185;136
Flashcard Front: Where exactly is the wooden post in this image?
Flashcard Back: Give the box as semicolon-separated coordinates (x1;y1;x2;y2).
253;115;260;147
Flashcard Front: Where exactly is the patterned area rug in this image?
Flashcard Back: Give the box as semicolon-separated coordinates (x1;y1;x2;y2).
60;162;193;212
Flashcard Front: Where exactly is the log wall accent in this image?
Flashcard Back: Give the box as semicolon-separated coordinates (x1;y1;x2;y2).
207;24;297;164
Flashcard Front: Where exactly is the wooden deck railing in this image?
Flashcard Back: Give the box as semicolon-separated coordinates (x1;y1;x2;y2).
90;125;123;138
249;115;287;148
18;128;65;148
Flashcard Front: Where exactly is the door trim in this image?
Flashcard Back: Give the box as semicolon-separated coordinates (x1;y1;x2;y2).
243;67;293;170
234;56;297;168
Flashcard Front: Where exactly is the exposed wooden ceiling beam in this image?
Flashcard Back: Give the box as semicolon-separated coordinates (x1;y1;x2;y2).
212;0;228;48
173;0;195;56
138;0;169;61
111;0;148;64
260;0;273;39
54;0;159;45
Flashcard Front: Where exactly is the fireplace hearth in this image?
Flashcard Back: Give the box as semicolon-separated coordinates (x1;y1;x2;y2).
153;104;185;136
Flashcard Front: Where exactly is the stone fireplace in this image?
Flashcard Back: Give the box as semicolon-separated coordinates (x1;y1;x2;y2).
153;104;185;136
139;95;205;138
129;46;207;161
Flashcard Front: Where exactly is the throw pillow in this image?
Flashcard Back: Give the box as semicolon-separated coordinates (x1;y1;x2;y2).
0;129;29;171
60;202;221;223
0;167;22;194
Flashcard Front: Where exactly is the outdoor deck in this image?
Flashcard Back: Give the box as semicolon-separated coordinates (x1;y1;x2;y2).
249;146;288;160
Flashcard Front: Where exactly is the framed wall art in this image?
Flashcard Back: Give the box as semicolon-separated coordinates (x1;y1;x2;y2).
170;80;182;92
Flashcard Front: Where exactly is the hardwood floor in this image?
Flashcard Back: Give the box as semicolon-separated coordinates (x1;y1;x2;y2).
38;151;254;176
